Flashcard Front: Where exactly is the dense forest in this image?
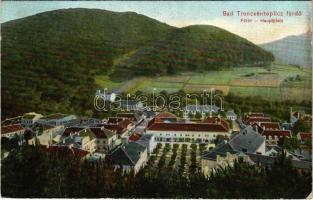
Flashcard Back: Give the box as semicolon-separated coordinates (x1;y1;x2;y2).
2;8;274;118
1;146;311;198
111;25;274;81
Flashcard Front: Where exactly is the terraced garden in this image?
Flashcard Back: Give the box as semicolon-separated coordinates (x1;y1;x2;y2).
146;143;208;176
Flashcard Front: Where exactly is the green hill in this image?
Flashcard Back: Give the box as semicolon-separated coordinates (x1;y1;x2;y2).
2;8;273;118
111;25;274;80
2;8;174;118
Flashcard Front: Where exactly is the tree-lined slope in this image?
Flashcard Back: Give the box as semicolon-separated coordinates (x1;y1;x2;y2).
2;8;273;117
2;8;174;118
111;25;274;80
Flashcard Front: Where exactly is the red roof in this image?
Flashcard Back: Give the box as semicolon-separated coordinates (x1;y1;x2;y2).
147;118;156;128
246;117;271;125
1;124;25;135
154;112;177;123
147;122;228;132
45;146;89;158
299;132;312;141
129;133;142;141
203;117;229;130
156;112;177;119
262;130;291;139
259;122;280;130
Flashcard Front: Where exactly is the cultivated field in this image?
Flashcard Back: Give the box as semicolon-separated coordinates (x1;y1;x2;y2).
95;64;312;102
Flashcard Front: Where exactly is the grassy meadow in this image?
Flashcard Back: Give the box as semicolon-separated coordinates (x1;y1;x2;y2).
95;64;312;102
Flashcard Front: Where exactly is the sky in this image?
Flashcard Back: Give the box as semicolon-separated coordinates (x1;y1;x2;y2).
2;1;312;44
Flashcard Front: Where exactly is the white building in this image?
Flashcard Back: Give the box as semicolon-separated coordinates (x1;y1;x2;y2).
146;119;230;144
136;134;156;154
226;109;237;121
95;90;116;102
21;112;43;127
36;114;78;127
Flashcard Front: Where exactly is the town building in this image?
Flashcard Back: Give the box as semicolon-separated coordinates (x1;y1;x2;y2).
243;112;271;125
95;90;116;102
201;125;312;176
45;145;90;159
201;125;266;176
21;112;43;127
146;113;230;143
136;134;156;154
119;100;144;111
1;124;25;139
297;132;312;144
99;117;134;138
36;114;79;127
106;142;148;174
226;109;237;121
29;124;65;146
261;130;291;144
185;104;220;116
251;121;291;144
116;112;144;125
60;127;120;154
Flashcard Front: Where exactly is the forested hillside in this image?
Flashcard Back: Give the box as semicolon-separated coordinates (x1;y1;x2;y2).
111;25;274;80
2;8;273;118
1;8;174;118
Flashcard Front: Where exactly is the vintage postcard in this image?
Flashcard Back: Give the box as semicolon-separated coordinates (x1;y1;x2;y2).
1;1;312;199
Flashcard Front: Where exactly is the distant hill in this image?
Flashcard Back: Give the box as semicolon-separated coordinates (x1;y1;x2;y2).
2;8;273;118
260;32;312;67
111;25;274;80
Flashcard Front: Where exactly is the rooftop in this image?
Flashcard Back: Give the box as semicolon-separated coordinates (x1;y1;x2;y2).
229;126;265;153
45;146;89;158
147;122;228;132
1;124;25;134
40;113;68;120
298;132;312;141
259;122;280;130
107;142;146;165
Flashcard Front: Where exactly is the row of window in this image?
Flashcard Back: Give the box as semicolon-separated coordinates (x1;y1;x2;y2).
158;133;219;138
155;137;212;143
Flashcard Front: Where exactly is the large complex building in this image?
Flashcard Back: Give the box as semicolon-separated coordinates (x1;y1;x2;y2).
146;113;230;143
